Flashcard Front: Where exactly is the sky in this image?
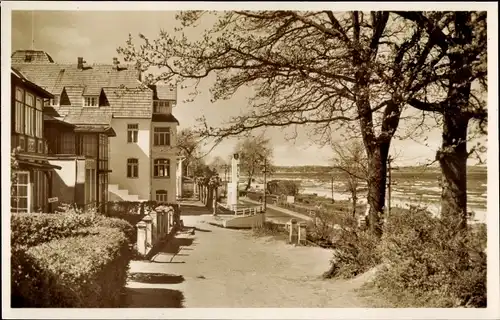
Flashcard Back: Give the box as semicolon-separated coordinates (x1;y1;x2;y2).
10;10;487;167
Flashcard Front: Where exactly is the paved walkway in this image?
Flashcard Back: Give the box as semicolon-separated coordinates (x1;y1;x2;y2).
123;201;380;308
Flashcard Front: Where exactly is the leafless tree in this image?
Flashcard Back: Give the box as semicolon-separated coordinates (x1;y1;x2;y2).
234;135;273;191
209;156;227;174
177;128;204;177
331;140;368;217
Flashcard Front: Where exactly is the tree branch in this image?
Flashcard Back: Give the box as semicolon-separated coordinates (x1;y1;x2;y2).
407;98;444;113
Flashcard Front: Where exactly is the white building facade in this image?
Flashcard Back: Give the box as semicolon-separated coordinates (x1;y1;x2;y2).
12;50;179;204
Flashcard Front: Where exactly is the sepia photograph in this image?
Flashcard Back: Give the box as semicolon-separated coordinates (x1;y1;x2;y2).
1;1;498;319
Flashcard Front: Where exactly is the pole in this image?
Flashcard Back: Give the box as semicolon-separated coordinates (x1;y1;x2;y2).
387;156;392;217
32;11;35;50
263;157;267;212
331;175;335;204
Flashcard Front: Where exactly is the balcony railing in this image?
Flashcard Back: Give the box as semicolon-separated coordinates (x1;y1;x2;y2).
11;134;46;155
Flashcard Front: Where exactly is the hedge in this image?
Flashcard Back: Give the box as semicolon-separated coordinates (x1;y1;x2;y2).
93;216;136;244
11;213;98;249
11;227;130;308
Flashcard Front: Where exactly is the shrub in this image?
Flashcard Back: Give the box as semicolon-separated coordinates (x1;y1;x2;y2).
11;213;98;249
11;227;131;308
323;213;381;279
277;180;302;196
93;216;136;244
252;221;286;237
306;210;337;248
372;208;487;308
268;180;301;196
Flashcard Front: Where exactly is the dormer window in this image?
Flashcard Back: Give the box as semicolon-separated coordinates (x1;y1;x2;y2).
50;95;60;106
153;100;169;114
84;96;98;107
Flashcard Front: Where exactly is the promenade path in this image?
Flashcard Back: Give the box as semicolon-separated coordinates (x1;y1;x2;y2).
123;200;381;308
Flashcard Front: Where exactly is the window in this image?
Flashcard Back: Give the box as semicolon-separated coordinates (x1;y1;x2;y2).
25;93;35;136
127;158;139;178
61;132;76;154
50;95;60;106
127;124;138;143
15;87;24;134
156;190;168;203
35;98;43;138
153;100;169;114
33;171;47;212
153;127;171;146
11;172;30;213
154;158;170;177
98;134;109;171
85;169;96;204
79;134;97;157
84;96;98;107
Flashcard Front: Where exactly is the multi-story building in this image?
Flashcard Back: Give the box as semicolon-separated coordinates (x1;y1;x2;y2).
10;67;60;213
12;50;179;204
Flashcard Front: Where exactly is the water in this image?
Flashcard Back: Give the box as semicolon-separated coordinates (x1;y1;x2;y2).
299;181;487;223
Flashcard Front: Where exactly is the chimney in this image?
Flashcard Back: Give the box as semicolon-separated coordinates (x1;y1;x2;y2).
77;57;84;69
113;57;120;70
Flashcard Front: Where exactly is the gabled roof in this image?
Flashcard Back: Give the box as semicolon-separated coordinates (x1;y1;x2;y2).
149;84;177;101
11;50;55;63
11;67;54;99
12;63;142;94
102;87;152;118
12;62;153;119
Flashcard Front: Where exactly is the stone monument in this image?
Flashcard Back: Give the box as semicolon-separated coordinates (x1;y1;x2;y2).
226;153;240;211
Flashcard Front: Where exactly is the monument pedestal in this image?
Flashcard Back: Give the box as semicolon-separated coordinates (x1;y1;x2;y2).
226;182;238;212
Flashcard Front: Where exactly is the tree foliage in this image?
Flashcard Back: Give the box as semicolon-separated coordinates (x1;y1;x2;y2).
267;180;301;197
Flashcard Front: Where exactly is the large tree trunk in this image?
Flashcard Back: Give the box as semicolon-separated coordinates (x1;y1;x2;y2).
438;12;473;231
438;111;469;230
366;142;390;237
352;189;357;218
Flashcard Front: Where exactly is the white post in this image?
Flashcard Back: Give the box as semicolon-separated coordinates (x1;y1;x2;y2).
150;211;158;245
143;215;153;251
289;218;298;244
298;222;307;245
136;221;147;255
